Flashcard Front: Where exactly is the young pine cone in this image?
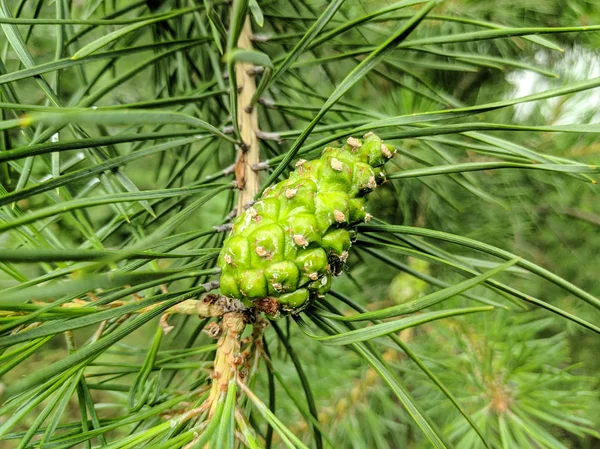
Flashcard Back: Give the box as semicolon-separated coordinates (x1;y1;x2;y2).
217;133;395;315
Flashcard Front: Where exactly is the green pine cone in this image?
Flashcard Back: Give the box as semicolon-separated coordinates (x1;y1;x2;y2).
217;132;395;315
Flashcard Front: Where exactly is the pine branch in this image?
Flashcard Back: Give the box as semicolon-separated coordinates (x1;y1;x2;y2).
234;17;261;212
202;10;261;445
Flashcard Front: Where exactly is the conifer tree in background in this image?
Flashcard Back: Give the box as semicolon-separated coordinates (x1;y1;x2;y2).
0;1;598;448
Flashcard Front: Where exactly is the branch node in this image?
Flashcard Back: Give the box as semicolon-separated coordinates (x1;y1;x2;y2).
250;33;271;42
202;279;221;292
247;66;264;76
252;161;270;172
256;130;282;143
226;208;238;221
258;97;276;108
213;223;233;233
204;322;222;339
223;163;236;176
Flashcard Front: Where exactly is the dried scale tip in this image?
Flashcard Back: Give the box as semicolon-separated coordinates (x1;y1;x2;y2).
367;176;377;190
216;132;396;316
330;157;344;171
334;210;346;223
347;137;362;148
293;234;309;247
381;143;393;158
255;246;269;257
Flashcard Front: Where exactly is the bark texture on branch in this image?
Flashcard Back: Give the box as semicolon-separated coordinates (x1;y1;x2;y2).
234;17;261;211
208;312;246;417
204;17;258;434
